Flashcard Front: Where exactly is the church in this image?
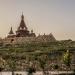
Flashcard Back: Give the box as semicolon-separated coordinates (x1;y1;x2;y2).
7;13;36;38
3;13;56;44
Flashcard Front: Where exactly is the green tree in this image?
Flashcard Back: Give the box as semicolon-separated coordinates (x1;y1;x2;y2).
63;50;71;70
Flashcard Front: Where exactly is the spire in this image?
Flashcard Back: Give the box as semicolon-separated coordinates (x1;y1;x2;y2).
21;12;24;20
9;27;14;34
18;13;27;30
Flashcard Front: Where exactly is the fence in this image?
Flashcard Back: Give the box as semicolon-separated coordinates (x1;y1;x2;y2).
0;71;74;75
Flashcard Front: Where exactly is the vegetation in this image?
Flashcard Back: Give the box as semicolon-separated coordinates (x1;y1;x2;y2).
63;50;71;70
0;40;74;71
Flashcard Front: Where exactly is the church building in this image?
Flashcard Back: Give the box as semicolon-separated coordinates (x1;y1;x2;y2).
4;13;56;44
8;13;36;38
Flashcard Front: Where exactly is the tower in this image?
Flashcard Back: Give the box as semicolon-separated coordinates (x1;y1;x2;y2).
16;13;30;37
18;13;27;30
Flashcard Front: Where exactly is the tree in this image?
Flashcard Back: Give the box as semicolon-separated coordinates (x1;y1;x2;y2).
0;57;5;71
27;59;36;75
0;57;5;75
38;55;49;75
7;58;16;75
63;50;71;70
27;67;36;75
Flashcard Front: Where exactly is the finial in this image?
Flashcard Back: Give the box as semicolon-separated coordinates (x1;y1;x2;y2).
22;12;23;15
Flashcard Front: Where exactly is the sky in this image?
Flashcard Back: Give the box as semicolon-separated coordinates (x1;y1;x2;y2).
0;0;75;40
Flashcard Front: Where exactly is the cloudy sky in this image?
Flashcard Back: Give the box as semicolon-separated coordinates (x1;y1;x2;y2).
0;0;75;40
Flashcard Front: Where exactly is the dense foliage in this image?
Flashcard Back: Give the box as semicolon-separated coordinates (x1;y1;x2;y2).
0;40;74;71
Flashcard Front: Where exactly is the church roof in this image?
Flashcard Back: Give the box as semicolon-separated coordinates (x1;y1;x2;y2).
37;33;56;42
49;33;56;40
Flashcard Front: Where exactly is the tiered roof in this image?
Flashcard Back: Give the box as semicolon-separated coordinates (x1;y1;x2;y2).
18;13;27;30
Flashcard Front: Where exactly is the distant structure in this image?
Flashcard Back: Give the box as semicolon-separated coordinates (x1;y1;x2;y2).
3;13;56;44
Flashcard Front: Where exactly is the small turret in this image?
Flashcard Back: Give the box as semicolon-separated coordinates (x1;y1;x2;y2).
7;27;15;38
30;29;36;37
9;27;14;34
